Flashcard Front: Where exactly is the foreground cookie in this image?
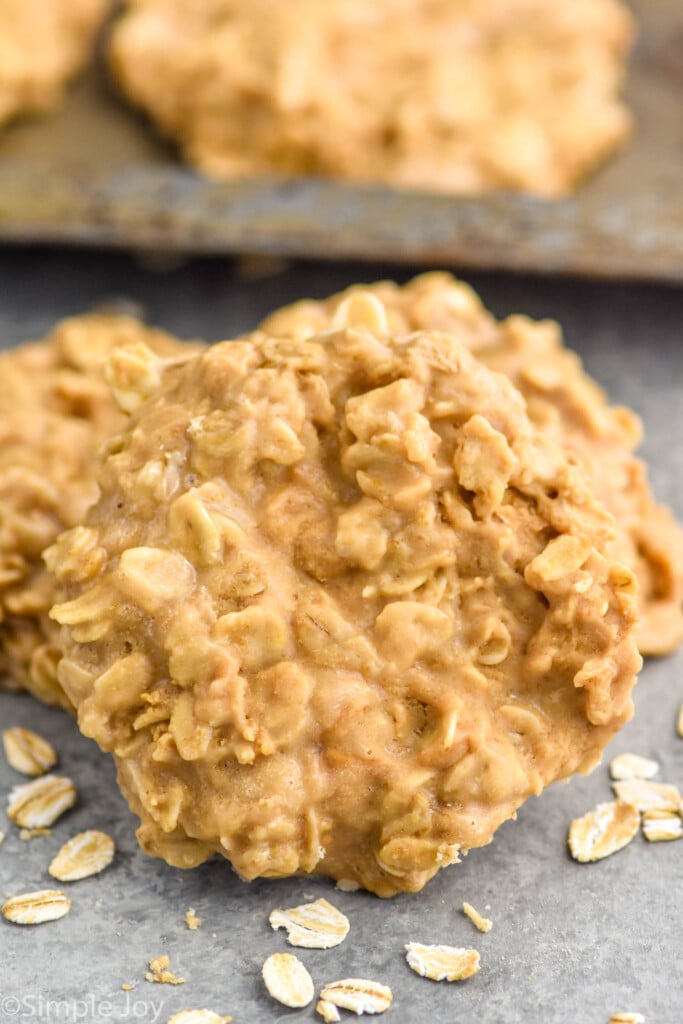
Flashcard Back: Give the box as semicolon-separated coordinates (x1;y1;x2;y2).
0;0;109;129
109;0;634;196
263;274;683;656
50;302;640;895
0;314;198;707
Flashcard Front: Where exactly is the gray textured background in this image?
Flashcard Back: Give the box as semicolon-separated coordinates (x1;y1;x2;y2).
0;251;682;1023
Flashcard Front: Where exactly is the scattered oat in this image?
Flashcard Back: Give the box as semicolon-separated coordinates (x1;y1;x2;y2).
608;1014;645;1023
49;830;115;881
405;942;480;982
2;889;71;925
677;704;683;739
3;727;58;776
642;808;683;843
612;780;681;813
7;774;76;828
269;897;350;949
319;979;393;1015
609;753;659;781
185;907;201;930
19;827;52;840
121;984;134;992
568;799;640;862
146;955;185;985
0;832;5;846
262;953;314;1009
335;879;360;893
166;1012;232;1024
462;902;492;933
317;1000;342;1023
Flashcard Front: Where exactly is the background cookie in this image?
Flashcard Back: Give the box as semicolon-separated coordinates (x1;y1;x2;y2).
109;0;634;196
0;314;200;707
50;301;640;896
0;0;110;129
262;273;683;656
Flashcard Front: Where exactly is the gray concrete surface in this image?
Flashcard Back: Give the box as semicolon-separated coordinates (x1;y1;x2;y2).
0;251;682;1024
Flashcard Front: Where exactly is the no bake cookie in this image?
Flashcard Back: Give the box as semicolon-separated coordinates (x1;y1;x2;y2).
0;0;109;129
49;299;641;895
109;0;634;196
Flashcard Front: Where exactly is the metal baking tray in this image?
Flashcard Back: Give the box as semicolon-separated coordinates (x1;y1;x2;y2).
0;0;681;281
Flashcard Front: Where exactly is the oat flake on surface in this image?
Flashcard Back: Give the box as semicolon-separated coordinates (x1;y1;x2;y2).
611;779;681;812
2;727;58;776
609;752;659;781
676;704;683;739
19;827;51;840
262;953;314;1009
405;942;480;981
462;901;492;933
49;830;115;881
642;808;682;842
269;897;350;948
319;979;393;1015
608;1014;645;1023
2;889;71;925
7;774;76;828
568;799;640;862
317;999;342;1022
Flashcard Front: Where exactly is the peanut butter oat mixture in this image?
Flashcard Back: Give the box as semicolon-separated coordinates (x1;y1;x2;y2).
109;0;634;196
0;0;110;129
49;299;640;896
263;274;683;657
0;314;199;706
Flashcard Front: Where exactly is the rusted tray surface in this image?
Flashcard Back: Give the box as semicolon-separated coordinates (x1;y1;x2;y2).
0;0;681;280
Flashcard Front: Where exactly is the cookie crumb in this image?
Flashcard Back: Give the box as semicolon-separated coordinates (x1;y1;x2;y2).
145;955;185;985
462;902;492;933
185;907;202;930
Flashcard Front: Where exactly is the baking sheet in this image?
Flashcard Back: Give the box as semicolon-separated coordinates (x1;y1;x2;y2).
0;0;681;280
1;255;682;1023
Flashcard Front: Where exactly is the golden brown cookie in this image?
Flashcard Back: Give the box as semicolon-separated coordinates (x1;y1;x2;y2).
262;274;683;656
49;301;640;896
0;0;110;129
109;0;634;196
0;314;200;707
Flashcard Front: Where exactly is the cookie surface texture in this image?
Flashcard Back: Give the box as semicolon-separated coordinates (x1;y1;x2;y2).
109;0;634;196
262;274;683;657
51;305;641;896
0;0;109;128
0;314;198;706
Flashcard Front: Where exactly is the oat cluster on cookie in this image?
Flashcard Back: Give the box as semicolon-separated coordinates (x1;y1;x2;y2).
0;314;200;707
